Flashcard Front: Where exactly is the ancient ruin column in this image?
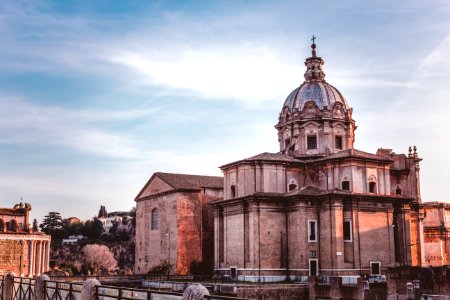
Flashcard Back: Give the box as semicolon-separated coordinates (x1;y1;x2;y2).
29;240;34;276
36;241;42;275
40;241;45;274
45;240;51;272
41;241;46;273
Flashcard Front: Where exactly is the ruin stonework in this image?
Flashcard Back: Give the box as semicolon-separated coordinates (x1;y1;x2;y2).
0;203;51;276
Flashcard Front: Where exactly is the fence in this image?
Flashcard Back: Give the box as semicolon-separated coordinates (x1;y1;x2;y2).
0;275;253;300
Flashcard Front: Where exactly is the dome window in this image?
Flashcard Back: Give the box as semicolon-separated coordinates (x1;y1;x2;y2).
307;135;317;150
288;180;298;191
396;186;402;195
335;136;343;150
369;182;377;194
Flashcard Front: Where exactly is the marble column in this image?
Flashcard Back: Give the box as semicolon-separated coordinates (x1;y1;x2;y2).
29;240;34;276
46;240;51;272
36;241;42;275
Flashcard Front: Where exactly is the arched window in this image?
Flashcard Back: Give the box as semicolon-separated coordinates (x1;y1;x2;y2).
9;220;18;232
288;179;298;191
0;219;4;232
369;182;377;194
151;208;158;230
396;186;402;195
342;181;350;191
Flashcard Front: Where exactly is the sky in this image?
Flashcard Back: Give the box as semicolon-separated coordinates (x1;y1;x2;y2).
0;0;449;222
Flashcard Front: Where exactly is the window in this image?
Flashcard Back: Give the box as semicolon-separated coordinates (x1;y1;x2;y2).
370;262;381;275
309;250;317;258
9;220;18;232
288;183;297;191
343;220;352;242
342;181;350;191
307;135;317;150
396;187;402;195
0;219;4;232
369;182;377;193
335;136;343;149
308;220;317;242
230;185;236;198
151;208;158;230
309;259;318;276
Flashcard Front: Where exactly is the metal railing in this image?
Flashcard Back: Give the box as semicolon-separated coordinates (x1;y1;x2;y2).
1;276;254;300
12;277;35;300
96;285;182;300
44;280;83;300
1;276;4;300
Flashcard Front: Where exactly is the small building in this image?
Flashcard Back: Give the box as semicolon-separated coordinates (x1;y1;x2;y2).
0;202;51;276
134;172;223;274
423;202;450;266
98;215;122;234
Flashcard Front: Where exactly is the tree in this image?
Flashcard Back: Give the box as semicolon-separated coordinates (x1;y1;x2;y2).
40;212;63;232
82;244;117;274
82;219;104;240
32;218;39;232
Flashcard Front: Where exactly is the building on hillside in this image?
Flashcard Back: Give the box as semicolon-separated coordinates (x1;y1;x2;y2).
134;172;223;274
0;202;51;276
210;40;425;281
98;214;122;234
64;217;81;225
422;202;450;266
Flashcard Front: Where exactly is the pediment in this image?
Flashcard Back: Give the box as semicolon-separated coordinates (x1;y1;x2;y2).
135;175;174;200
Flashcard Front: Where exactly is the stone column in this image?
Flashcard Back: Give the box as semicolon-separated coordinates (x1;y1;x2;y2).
46;240;51;272
41;241;47;273
29;240;34;277
36;241;42;275
40;241;45;274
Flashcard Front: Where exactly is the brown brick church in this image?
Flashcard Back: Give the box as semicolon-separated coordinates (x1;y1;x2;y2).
210;41;425;281
135;40;435;279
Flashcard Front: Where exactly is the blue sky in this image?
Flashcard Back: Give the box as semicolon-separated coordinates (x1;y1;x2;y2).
0;1;449;222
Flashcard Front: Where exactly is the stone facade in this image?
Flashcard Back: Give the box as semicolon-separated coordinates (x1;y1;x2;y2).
0;202;51;276
134;172;223;274
422;202;450;266
211;41;425;281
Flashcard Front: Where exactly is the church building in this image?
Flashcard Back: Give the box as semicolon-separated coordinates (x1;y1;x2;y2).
210;40;425;281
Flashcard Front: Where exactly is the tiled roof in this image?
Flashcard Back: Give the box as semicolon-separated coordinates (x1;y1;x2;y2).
315;149;393;162
286;186;328;196
221;152;301;168
155;172;223;190
0;208;25;216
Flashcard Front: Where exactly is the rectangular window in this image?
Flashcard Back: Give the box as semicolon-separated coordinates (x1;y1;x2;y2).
309;259;318;276
308;220;317;242
309;250;317;258
307;135;317;150
370;262;381;275
343;220;352;242
342;181;350;191
335;136;343;149
230;185;236;198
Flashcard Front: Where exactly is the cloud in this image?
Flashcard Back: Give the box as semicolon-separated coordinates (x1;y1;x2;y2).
0;95;157;158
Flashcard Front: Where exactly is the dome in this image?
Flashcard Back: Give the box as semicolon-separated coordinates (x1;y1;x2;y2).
283;81;348;112
281;40;349;113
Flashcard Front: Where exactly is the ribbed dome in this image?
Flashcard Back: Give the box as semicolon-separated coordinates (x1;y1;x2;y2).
283;81;349;112
282;40;349;113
